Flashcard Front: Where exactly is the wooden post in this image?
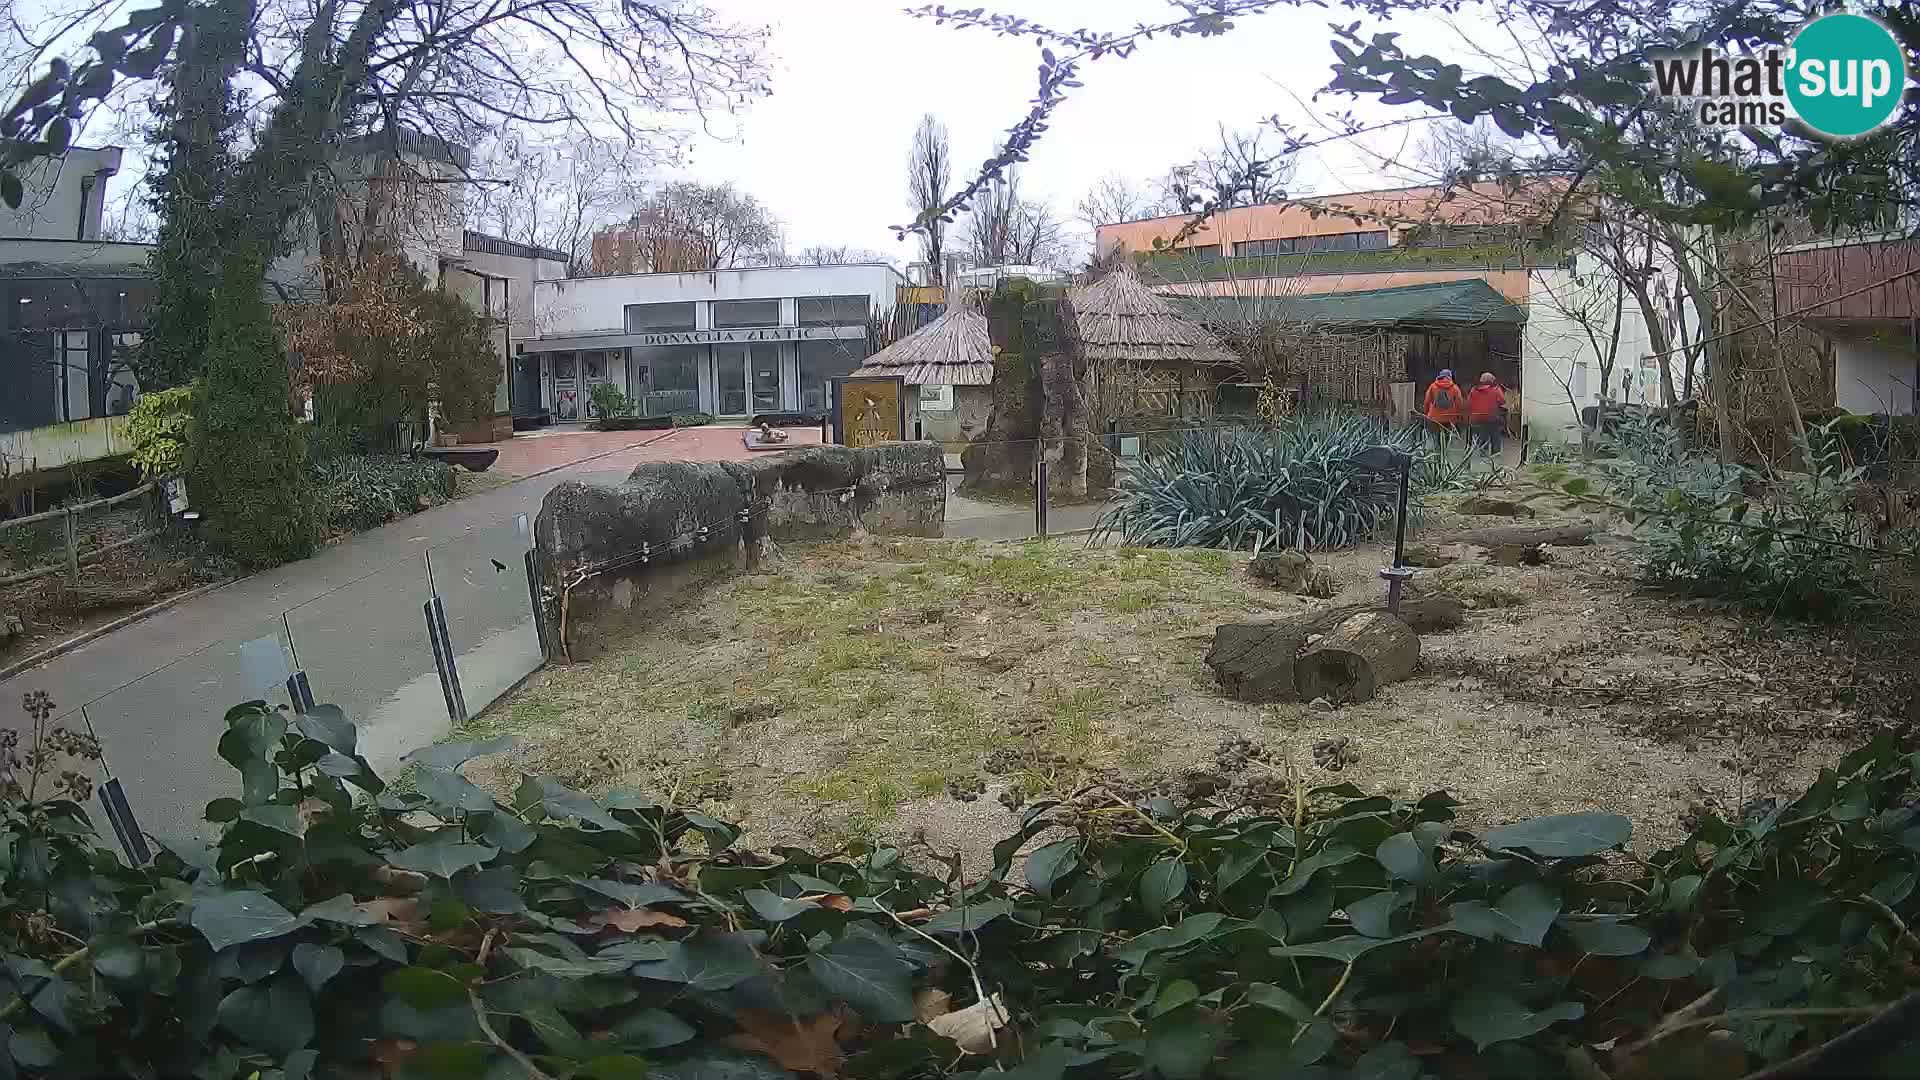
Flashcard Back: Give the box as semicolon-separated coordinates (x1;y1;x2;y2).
62;508;79;585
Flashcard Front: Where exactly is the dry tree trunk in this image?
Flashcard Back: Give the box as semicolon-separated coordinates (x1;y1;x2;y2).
1295;611;1420;704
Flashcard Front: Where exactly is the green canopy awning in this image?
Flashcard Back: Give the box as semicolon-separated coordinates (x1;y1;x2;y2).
1169;278;1526;329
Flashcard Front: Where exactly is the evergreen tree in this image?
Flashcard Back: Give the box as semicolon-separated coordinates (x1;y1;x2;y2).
188;252;316;566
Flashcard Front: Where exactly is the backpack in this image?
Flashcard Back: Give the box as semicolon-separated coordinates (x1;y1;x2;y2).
1431;384;1457;412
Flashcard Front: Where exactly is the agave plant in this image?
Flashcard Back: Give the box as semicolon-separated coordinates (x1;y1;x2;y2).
1096;414;1441;552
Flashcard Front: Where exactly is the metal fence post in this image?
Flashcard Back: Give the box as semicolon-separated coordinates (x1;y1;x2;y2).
424;595;468;725
285;671;316;713
524;549;549;661
62;508;78;585
1035;453;1050;537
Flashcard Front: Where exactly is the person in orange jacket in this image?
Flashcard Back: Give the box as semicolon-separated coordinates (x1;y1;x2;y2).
1466;372;1508;456
1422;369;1465;438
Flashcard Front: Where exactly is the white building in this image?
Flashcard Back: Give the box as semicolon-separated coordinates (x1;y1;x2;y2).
0;146;122;241
523;263;906;421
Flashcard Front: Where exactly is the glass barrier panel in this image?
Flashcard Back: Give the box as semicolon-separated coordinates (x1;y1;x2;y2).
427;517;542;717
79;616;295;839
286;556;439;779
941;438;1042;543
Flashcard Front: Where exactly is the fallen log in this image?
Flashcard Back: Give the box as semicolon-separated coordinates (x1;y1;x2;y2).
1433;520;1600;549
1295;611;1419;704
1204;597;1462;703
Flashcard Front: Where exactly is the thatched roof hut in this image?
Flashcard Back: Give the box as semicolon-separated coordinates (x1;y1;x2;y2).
850;304;992;386
1068;262;1239;368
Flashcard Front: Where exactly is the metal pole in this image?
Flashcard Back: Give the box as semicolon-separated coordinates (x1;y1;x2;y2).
1383;461;1413;613
62;508;79;585
1035;453;1049;537
424;596;468;725
523;549;549;661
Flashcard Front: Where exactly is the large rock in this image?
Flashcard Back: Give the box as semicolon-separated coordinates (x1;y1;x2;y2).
534;442;945;659
725;441;944;540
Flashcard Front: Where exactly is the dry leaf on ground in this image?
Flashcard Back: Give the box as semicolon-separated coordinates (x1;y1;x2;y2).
728;1009;844;1077
914;988;954;1023
597;907;689;932
797;893;854;912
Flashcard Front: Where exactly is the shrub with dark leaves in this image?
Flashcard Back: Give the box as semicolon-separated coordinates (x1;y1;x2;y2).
4;686;1918;1078
1096;415;1449;552
314;454;457;535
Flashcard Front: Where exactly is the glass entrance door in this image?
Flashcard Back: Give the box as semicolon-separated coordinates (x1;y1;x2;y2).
714;344;749;416
749;344;781;414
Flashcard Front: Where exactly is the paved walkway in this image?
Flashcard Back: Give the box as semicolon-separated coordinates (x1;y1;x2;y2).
0;430;1068;841
478;424;824;476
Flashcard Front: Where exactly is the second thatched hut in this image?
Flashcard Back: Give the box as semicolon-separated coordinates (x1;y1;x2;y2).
1067;261;1240;430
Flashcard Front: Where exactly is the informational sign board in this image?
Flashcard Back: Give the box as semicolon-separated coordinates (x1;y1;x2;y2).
919;384;954;412
831;376;907;448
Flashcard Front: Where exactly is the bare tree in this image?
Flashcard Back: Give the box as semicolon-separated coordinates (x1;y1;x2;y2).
467;136;654;274
1074;173;1170;231
1159;125;1297;212
907;113;952;283
793;244;891;265
592;181;782;273
963;166;1070;268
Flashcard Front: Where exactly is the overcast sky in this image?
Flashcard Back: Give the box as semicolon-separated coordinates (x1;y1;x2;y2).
665;0;1500;260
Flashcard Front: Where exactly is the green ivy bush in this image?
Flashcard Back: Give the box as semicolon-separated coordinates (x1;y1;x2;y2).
125;385;197;480
187;255;316;568
2;687;1917;1079
313;455;457;536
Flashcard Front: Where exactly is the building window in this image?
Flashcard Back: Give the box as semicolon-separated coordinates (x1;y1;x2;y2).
798;339;870;415
631;345;700;416
1168;244;1221;264
712;298;781;328
625;302;696;333
1233;238;1299;257
797;295;871;326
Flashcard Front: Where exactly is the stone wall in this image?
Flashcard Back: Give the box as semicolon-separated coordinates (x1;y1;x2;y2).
533;441;943;659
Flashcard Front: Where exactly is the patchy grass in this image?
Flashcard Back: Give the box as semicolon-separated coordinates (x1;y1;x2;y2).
467;520;1895;862
466;535;1285;846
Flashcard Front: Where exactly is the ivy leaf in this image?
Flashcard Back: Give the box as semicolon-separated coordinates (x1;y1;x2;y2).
741;889;822;923
293;705;356;755
613;1008;697;1049
91;939;143;980
1481;813;1629;857
1347;1041;1421;1080
1244;982;1315;1021
1558;917;1652;957
383;966;470;1010
300;893;380;926
1270;924;1452;963
1139;857;1188;915
474;810;537;854
1449;989;1583;1050
1273;845;1361;895
217;703;285;769
291;943;343;992
7;1025;57;1068
413;767;496;813
630;930;764;991
191;890;303;951
573;877;690;910
454;867;526;915
1144;1006;1221;1080
1113;912;1230;967
389;838;497;878
1374;824;1445;885
1023;840;1078;900
238;804;303;837
1346;888;1411;938
1449;883;1559;946
805;929;917;1023
649;1052;791;1080
922;899;1013;933
216;975;314;1057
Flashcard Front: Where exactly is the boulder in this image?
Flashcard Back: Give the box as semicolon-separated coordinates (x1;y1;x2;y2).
535;443;946;659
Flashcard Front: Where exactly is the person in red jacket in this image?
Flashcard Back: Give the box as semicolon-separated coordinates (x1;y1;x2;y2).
1467;372;1507;456
1422;369;1465;440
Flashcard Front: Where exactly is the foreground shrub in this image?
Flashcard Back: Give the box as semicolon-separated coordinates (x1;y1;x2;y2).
188;255;316;567
4;687;1917;1078
314;454;457;535
126;384;197;480
1096;415;1457;551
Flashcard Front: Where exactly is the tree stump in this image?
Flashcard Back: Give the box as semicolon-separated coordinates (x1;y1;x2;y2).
1295;611;1419;704
1204;598;1459;702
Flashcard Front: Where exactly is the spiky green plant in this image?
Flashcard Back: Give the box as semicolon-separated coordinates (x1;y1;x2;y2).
1095;415;1445;552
